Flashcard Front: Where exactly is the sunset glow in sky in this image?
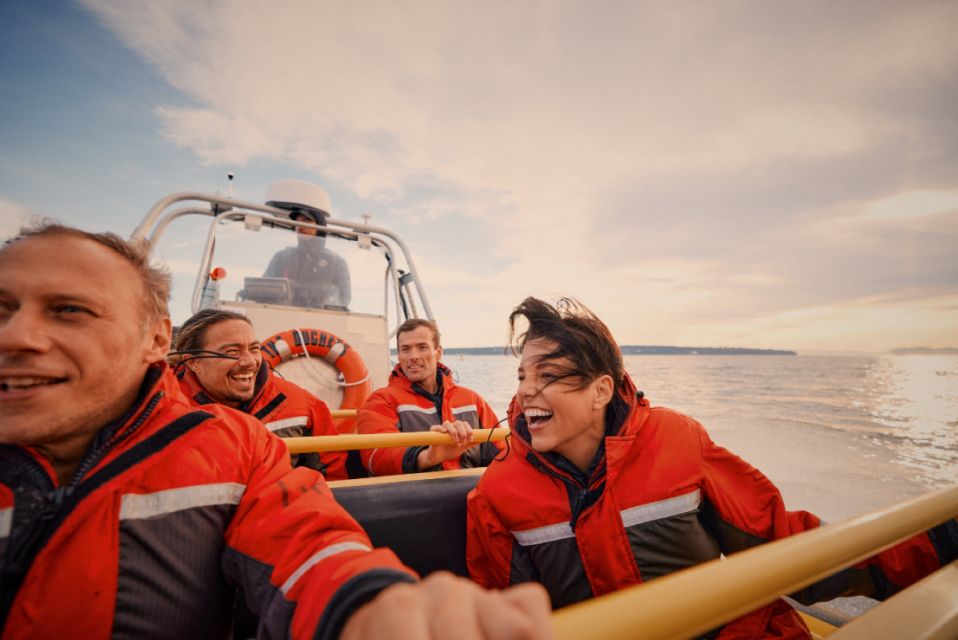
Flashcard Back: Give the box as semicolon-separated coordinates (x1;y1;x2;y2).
2;1;956;352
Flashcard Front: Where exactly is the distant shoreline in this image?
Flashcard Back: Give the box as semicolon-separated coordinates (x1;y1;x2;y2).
424;346;958;356
427;345;798;356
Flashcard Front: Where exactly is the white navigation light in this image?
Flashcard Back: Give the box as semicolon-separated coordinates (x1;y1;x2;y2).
265;179;332;218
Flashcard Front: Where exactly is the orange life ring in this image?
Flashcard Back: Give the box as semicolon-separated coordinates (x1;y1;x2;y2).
261;328;372;432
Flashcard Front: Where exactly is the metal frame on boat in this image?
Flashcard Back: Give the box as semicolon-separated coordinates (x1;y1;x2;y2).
132;190;433;326
133;186;434;409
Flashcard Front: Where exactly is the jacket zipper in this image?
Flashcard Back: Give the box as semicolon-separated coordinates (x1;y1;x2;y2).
526;452;593;530
4;447;56;492
67;391;164;487
0;389;167;627
0;451;65;597
9;391;164;556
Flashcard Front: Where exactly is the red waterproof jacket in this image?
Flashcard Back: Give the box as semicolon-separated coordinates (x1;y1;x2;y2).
467;375;956;639
178;362;347;479
357;363;501;475
0;365;414;640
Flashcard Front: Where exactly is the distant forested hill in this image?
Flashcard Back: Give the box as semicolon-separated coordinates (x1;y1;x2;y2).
888;347;958;355
432;345;797;356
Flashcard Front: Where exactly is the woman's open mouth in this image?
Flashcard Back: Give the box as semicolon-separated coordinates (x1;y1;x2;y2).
525;408;553;428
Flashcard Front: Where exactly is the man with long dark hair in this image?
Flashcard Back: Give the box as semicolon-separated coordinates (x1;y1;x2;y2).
171;307;346;478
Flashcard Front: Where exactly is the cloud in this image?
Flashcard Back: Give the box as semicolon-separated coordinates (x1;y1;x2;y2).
79;0;958;349
81;2;958;197
864;190;958;221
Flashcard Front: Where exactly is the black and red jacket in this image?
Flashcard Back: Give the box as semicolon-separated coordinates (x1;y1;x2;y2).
467;374;957;638
357;363;501;475
0;365;413;639
178;361;347;479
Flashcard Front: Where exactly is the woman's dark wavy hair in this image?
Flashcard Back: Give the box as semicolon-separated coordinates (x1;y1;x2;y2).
508;297;625;390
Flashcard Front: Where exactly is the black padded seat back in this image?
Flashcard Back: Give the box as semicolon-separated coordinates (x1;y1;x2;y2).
331;473;481;577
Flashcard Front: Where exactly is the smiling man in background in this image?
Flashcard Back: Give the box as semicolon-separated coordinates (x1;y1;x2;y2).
0;223;552;640
358;318;501;475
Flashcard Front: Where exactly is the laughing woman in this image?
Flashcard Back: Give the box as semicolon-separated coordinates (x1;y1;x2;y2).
466;297;957;639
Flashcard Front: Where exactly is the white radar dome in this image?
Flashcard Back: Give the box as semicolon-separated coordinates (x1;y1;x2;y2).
265;180;332;219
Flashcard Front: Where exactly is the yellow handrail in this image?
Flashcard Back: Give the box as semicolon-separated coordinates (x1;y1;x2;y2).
551;484;958;640
329;467;485;489
830;560;958;638
283;427;510;453
329;409;358;420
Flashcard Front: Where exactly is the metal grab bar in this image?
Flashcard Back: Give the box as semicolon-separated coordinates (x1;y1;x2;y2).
283;427;510;453
550;484;958;640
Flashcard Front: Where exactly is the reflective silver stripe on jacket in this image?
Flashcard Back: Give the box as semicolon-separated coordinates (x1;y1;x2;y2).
263;416;309;433
512;489;702;546
366;447;381;472
119;483;246;520
512;521;575;546
396;404;437;415
620;489;701;528
280;541;372;595
452;404;478;416
0;506;11;539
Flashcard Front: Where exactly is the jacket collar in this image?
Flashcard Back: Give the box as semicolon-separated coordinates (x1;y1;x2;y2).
241;362;272;412
175;360;272;413
10;363;184;487
66;363;185;482
88;363;167;446
388;361;455;392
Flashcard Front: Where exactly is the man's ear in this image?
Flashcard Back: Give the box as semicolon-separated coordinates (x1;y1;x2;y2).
144;317;172;365
436;344;444;361
593;374;615;410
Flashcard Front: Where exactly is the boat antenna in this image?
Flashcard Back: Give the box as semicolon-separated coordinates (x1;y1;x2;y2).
227;172;235;198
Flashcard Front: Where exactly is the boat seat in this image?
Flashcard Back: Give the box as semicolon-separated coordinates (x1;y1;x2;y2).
330;469;483;577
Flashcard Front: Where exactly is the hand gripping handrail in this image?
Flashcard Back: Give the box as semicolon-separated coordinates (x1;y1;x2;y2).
550;484;958;640
283;427;510;454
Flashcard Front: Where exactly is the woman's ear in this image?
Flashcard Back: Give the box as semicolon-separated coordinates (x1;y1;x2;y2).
593;374;615;409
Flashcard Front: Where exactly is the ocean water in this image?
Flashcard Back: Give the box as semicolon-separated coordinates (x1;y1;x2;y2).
447;353;958;523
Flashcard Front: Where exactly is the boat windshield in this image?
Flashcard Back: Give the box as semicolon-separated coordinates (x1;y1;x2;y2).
154;217;394;323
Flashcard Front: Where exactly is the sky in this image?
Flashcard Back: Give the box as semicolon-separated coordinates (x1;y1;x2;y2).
1;0;956;352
